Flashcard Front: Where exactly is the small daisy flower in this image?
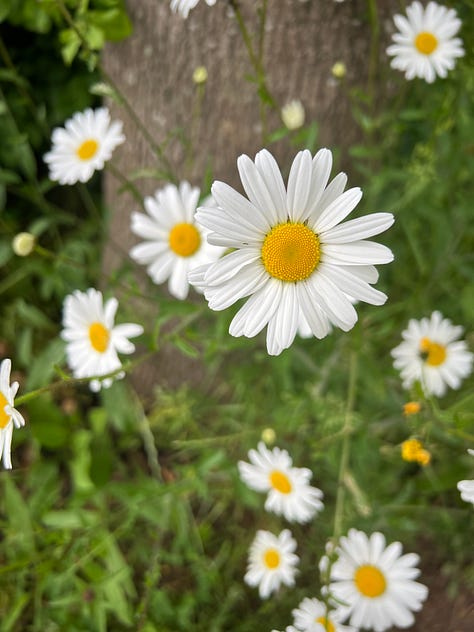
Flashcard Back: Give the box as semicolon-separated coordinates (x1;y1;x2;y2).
238;441;324;524
170;0;216;18
189;148;394;355
386;1;464;83
457;449;474;506
391;311;473;398
61;288;143;392
44;108;124;184
0;359;26;470
281;100;305;130
130;182;225;300
292;597;356;632
329;529;428;631
401;439;431;466
403;401;421;416
244;529;299;599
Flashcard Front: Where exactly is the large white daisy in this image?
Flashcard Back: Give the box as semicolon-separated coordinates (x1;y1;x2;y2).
386;1;464;83
130;182;224;300
44;107;125;184
292;596;356;632
170;0;216;18
244;529;299;599
328;529;428;631
238;441;324;524
0;359;26;470
457;449;474;506
189;148;394;355
391;311;473;398
61;288;143;392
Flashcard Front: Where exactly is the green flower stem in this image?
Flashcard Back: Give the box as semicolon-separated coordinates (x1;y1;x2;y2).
106;161;145;207
333;349;358;540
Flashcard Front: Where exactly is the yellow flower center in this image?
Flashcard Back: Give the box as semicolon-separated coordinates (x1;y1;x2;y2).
415;31;438;55
401;438;423;462
88;322;110;353
403;401;421;416
269;470;292;494
76;139;99;161
169;223;201;257
0;391;10;429
316;617;335;632
419;337;446;366
261;222;320;282
263;548;280;569
354;564;386;597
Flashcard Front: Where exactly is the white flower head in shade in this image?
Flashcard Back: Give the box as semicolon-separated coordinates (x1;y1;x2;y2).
61;288;143;392
238;441;324;524
386;1;464;83
0;359;26;470
272;628;298;632
391;311;473;398
44;108;124;185
329;529;428;631
244;529;299;599
189;148;394;355
130;182;225;300
457;449;474;506
281;99;305;130
292;597;356;632
170;0;216;18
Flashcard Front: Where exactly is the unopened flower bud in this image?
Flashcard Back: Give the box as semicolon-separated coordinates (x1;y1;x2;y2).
12;232;35;256
331;61;347;79
193;66;208;84
281;99;305;130
261;427;276;445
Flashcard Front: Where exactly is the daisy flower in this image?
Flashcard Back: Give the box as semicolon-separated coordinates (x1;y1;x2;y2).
130;182;225;300
189;148;394;355
238;442;324;524
170;0;216;18
0;359;26;470
292;597;356;632
244;529;299;599
44;107;125;184
391;311;473;398
457;449;474;506
61;288;143;392
386;1;464;83
272;628;298;632
328;529;428;631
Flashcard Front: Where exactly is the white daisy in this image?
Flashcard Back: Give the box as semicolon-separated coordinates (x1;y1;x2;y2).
457;449;474;506
170;0;216;19
61;288;143;392
292;596;356;632
391;311;473;398
0;359;26;470
130;182;225;300
44;107;125;184
329;529;428;632
272;628;298;632
386;1;464;83
244;529;299;599
189;148;394;355
238;441;324;524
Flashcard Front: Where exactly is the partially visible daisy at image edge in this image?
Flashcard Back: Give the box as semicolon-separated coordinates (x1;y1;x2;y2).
328;529;428;631
170;0;216;18
61;288;143;392
457;449;474;506
391;311;473;398
386;1;464;83
238;441;324;524
292;596;356;632
130;182;225;300
189;148;394;356
244;529;299;599
44;107;124;185
0;359;26;470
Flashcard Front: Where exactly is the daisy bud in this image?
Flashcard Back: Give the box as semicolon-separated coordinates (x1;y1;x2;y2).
261;427;276;445
193;65;208;84
12;232;35;257
281;100;305;130
331;61;346;79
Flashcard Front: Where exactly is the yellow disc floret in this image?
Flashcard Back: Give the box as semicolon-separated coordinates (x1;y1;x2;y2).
419;337;446;366
88;322;110;353
263;548;281;569
269;470;292;494
261;222;320;282
316;617;335;632
76;139;99;161
354;564;387;598
415;32;438;55
169;223;201;257
0;391;10;429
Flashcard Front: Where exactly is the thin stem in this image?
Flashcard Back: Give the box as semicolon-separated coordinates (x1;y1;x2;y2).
106;162;145;206
333;350;358;540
